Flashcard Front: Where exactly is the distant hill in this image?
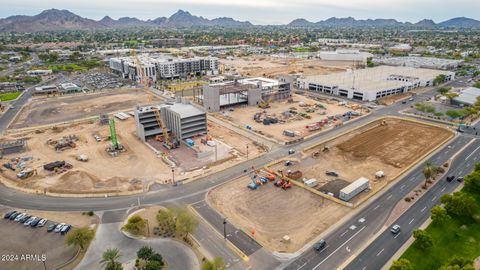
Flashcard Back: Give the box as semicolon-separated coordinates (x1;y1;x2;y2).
0;9;252;32
286;16;480;28
0;9;478;32
438;17;480;28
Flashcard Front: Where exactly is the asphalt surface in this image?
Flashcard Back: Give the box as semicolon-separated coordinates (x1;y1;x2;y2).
281;134;473;270
0;78;475;270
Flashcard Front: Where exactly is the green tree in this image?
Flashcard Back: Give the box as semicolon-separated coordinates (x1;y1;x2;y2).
100;248;121;266
137;246;154;260
422;161;437;188
390;258;414;270
144;260;163;270
157;208;176;233
464;165;480;193
439;256;475;270
438;87;451;95
434;74;447;85
105;262;123;270
440;192;476;217
202;257;226;270
412;229;433;251
65;227;95;250
122;215;146;235
446;109;463;119
473;81;480;88
431;205;450;226
174;208;199;239
444;92;459;102
149;253;164;265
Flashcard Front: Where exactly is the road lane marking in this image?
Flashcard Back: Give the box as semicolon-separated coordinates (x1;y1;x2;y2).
421;206;427;212
466;145;480;160
376;248;384;257
409;218;415;224
394;232;401;239
349;225;357;230
432;196;437;202
441;187;446;192
387;194;392;200
358;218;366;223
312;226;366;270
400;184;406;190
340;230;348;237
361;267;366;270
373;205;380;210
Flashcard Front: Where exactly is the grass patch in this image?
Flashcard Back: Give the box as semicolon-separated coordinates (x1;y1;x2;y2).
400;191;480;269
0;92;21;101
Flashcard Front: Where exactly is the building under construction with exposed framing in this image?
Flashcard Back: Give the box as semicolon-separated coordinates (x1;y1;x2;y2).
195;77;293;112
134;99;207;143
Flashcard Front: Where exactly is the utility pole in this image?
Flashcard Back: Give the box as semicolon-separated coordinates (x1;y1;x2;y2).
171;167;176;186
246;144;249;159
223;218;227;240
42;260;47;270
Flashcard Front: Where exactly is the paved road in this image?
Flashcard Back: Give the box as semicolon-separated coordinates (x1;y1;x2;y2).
0;80;470;269
76;216;199;270
281;134;473;270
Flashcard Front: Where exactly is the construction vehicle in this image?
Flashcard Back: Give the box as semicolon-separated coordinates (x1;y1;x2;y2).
152;108;178;150
16;168;36;179
275;170;292;190
286;170;302;180
109;119;121;150
258;97;272;109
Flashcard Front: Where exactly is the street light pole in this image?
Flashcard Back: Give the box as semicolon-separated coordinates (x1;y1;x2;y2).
223;218;227;240
171;167;176;186
246;144;249;159
42;260;47;270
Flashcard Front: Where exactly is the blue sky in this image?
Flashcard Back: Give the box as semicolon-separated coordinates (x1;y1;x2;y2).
1;0;479;24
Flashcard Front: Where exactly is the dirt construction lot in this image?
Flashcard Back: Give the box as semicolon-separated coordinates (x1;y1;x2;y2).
1;118;172;194
208;176;350;252
11;89;159;129
280;118;453;203
220;56;348;77
209;118;452;252
214;93;358;143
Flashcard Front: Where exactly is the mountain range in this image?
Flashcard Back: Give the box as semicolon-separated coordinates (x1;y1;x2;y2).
0;9;479;32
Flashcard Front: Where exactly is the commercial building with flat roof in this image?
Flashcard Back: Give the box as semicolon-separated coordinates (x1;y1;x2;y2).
374;56;463;70
199;77;292;112
297;66;454;101
109;54;218;81
452;87;480;106
319;49;373;63
134;100;207;142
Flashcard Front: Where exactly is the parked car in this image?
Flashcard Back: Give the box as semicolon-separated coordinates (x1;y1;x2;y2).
37;218;48;227
288;149;295;155
457;177;464;182
313;239;327;251
30;218;41;227
326;171;339;177
54;223;65;233
47;223;58;232
24;217;37;226
4;210;17;219
14;213;26;222
60;225;72;235
19;215;31;223
390;224;401;234
9;212;21;220
446;175;455;182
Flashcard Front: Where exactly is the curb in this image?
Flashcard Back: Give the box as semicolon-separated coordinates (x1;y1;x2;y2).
187;204;249;262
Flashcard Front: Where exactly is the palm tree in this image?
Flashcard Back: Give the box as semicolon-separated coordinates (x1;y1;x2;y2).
422;161;436;188
100;248;121;267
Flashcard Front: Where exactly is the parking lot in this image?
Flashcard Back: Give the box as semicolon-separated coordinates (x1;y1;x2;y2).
0;212;77;270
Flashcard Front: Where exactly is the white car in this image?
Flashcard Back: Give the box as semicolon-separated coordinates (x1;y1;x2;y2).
54;223;65;233
24;217;37;226
37;218;48;227
14;213;26;222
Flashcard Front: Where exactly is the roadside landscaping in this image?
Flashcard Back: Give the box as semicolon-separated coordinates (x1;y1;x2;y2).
0;91;21;101
392;164;480;270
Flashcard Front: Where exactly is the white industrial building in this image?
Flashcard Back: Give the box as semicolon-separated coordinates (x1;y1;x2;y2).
318;49;373;63
452;87;480;106
374;56;463;70
297;66;455;101
109;54;219;81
